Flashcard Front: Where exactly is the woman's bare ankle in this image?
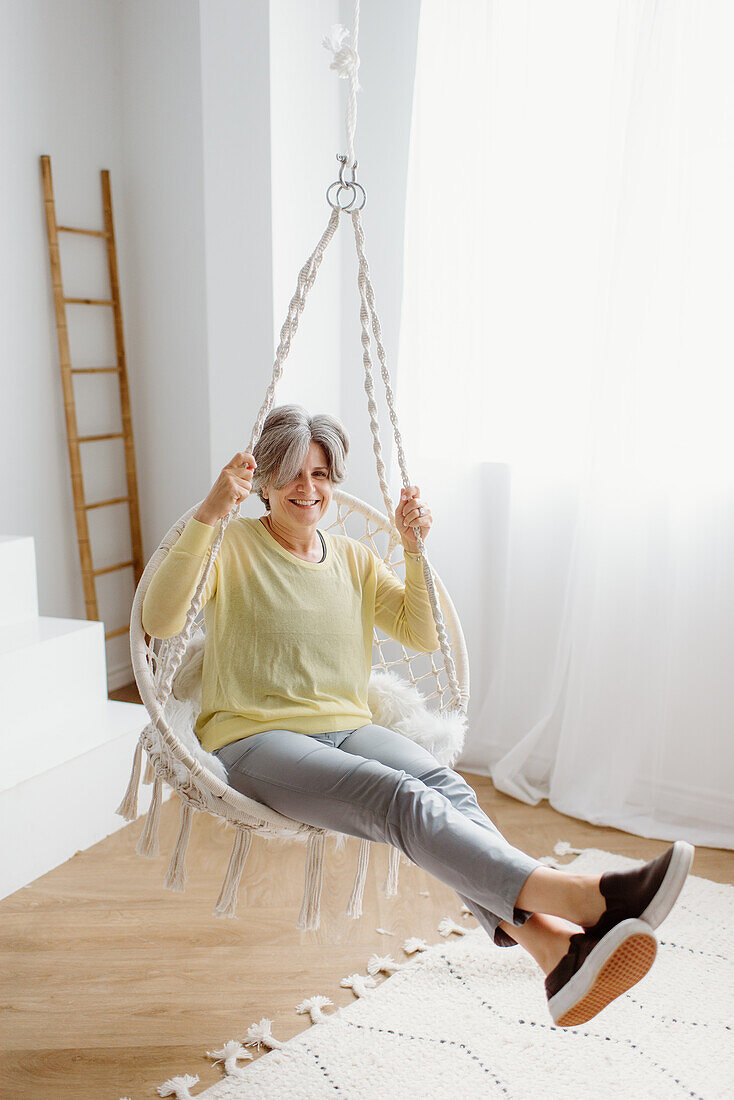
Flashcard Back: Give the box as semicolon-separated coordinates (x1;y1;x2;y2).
516;868;606;926
498;914;580;976
541;930;575;976
573;875;606;926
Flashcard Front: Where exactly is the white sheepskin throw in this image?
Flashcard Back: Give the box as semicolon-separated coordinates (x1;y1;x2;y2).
153;634;226;784
367;669;467;768
162;634;466;780
160;690;228;785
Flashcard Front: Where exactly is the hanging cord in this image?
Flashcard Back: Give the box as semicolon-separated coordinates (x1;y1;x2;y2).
154;0;461;717
324;0;462;712
350;209;463;713
155;208;341;707
322;0;361;168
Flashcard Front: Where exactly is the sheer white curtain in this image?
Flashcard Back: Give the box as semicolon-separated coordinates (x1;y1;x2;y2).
396;0;734;847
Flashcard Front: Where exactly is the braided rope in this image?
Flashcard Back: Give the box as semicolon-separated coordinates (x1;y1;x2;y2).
345;0;360;166
127;2;468;890
322;0;361;167
353;225;402;535
350;209;463;712
154;207;341;711
145;0;459;717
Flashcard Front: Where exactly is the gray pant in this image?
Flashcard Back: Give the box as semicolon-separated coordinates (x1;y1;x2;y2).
214;723;541;946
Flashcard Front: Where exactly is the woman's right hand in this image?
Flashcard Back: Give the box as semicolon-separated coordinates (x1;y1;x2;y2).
194;452;257;526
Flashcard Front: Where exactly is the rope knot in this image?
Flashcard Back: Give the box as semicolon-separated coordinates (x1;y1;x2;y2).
322;24;361;89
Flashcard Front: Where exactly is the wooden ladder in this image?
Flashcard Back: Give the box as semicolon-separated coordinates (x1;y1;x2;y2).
41;154;144;643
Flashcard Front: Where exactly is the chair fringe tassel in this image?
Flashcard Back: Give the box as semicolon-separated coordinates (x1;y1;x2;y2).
297;832;326;931
136;773;163;858
214;828;254;919
384;845;401;897
346;837;371;919
143;753;156;784
116;746;403;926
164;799;196;892
116;739;143;821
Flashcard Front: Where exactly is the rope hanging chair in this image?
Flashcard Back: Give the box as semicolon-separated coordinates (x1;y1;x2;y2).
117;1;471;931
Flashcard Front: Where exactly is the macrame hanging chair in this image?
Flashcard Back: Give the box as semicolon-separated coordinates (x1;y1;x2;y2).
118;1;471;931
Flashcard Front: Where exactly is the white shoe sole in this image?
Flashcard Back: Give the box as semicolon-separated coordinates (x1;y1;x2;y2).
548;919;657;1028
640;840;694;930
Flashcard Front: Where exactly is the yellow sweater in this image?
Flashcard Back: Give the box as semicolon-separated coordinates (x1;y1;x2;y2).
142;516;441;753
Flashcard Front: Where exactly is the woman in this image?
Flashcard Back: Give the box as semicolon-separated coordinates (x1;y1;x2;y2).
143;404;693;1028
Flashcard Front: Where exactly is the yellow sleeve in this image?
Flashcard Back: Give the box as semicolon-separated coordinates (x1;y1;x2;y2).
373;550;441;653
142;517;219;639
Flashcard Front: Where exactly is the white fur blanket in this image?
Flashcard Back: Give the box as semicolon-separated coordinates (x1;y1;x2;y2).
163;635;467;786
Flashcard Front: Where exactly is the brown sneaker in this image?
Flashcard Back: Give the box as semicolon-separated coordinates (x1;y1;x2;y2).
546;919;657;1028
584;840;694;938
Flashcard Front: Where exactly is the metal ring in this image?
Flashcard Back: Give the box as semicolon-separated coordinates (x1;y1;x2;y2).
328;155;366;211
346;181;366;212
326;181;358;211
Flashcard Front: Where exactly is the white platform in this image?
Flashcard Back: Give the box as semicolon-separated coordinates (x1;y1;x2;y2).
0;534;151;901
0;617;109;723
0;536;39;626
2;697;145;791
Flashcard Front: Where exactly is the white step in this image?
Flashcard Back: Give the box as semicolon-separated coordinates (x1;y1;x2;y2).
2;697;148;792
0;700;167;900
0;616;108;723
0;536;39;626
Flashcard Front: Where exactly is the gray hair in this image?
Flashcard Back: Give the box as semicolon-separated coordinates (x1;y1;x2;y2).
251;405;349;510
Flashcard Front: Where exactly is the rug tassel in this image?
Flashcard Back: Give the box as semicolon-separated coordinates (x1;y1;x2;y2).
438;916;468;937
297;832;325;931
245;1017;286;1051
116;739;143;821
155;1072;199;1099
296;994;334;1024
206;1038;253;1076
554;840;586;856
164;800;196;892
340;972;378;997
213;829;253;918
136;774;163;858
403;936;429;954
346;837;371;919
367;953;403;976
383;845;401;897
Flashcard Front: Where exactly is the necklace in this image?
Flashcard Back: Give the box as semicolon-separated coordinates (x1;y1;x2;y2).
262;513;325;562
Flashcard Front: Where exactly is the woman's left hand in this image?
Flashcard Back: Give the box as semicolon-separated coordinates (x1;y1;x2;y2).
395;486;432;554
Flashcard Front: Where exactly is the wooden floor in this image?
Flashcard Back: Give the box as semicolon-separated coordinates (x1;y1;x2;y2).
3;686;732;1100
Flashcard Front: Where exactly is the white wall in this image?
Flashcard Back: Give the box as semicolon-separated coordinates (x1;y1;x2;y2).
337;0;421;504
200;0;275;477
120;0;211;541
0;0;134;683
269;0;421;500
1;0;420;688
269;0;344;420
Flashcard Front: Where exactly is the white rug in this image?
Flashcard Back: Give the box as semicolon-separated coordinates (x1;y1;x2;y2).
142;845;734;1100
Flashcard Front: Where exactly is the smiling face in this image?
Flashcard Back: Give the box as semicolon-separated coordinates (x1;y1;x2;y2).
265;440;333;532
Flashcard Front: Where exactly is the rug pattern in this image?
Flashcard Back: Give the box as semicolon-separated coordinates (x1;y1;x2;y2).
147;846;734;1099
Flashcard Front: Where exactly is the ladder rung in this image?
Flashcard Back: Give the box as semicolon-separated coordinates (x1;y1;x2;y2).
93;560;134;577
42;155;144;640
57;226;108;238
71;367;120;374
63;297;114;306
85;496;130;511
105;625;130;640
77;433;124;443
